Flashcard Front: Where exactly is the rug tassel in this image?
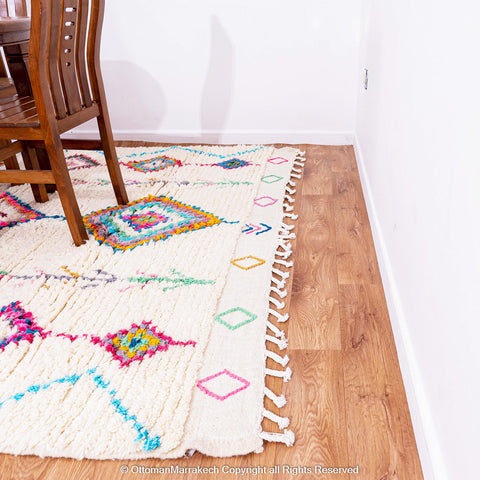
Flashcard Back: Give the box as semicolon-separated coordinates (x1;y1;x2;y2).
280;222;295;231
265;366;292;382
264;387;287;408
278;232;296;240
266;350;289;367
270;276;286;289
272;268;289;280
283;212;298;220
273;259;293;268
291;166;302;174
284;195;295;204
269;308;289;322
275;249;291;260
285;186;296;195
276;241;292;255
270;286;287;298
288;180;296;187
290;173;302;179
266;334;288;350
269;296;285;309
260;430;295;447
263;408;290;429
266;320;286;339
283;203;294;212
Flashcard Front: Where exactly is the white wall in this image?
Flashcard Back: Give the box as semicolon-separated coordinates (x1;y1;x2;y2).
69;0;362;144
355;1;480;479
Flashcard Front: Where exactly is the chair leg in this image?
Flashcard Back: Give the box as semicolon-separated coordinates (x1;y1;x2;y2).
22;145;49;203
44;139;88;246
96;115;128;205
35;147;57;193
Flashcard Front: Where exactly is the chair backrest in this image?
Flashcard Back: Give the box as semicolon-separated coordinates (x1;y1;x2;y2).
0;0;28;17
29;0;104;121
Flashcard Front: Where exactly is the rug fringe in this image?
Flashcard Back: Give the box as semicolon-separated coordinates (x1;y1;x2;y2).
270;286;287;298
265;350;290;367
265;334;288;350
259;430;295;447
263;408;290;429
264;386;287;408
265;366;292;382
266;320;285;338
261;150;305;448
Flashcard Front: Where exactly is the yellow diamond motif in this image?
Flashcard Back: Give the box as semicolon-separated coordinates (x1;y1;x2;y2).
230;255;266;270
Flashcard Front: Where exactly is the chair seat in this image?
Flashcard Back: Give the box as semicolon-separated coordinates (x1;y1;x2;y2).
0;94;39;127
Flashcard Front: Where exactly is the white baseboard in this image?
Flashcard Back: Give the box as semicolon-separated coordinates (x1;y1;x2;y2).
62;129;355;146
353;136;448;480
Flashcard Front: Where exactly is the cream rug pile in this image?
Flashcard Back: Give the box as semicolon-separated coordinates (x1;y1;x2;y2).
0;145;303;459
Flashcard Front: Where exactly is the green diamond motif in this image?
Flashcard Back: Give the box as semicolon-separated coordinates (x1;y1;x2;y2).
261;175;283;184
215;307;257;330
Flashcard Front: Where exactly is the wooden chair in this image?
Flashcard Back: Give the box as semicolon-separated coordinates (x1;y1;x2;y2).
0;0;128;246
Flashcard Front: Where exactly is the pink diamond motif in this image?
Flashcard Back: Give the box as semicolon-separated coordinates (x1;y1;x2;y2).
197;369;250;401
254;196;278;207
268;157;288;165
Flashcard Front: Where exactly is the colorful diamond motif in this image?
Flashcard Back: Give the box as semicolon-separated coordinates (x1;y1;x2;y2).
268;157;288;165
66;153;100;170
261;174;283;184
120;211;168;231
126;156;182;173
83;195;222;251
197;369;250;401
91;321;196;367
230;255;266;270
254;196;278;207
215;307;257;330
214;159;249;169
0;301;49;351
0;192;47;229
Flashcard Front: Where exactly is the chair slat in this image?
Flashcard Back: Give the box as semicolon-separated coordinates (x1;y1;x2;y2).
59;0;83;114
2;105;36;122
75;0;92;107
0;2;8;17
14;0;28;16
0;97;35;119
48;0;68;118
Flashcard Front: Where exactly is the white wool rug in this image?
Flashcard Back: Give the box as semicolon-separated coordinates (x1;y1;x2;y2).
0;145;302;459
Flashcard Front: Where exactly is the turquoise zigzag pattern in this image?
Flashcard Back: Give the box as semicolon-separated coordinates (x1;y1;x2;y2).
124;145;265;159
0;367;161;452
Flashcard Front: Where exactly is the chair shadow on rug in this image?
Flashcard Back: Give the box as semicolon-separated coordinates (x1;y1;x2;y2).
0;0;128;246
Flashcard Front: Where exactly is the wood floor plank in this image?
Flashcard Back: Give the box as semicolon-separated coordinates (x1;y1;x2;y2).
302;145;333;195
333;170;366;207
334;205;380;285
305;145;356;175
340;284;423;480
274;351;349;480
289;196;341;350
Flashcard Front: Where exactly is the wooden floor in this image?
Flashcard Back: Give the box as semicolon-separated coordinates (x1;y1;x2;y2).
0;145;424;479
